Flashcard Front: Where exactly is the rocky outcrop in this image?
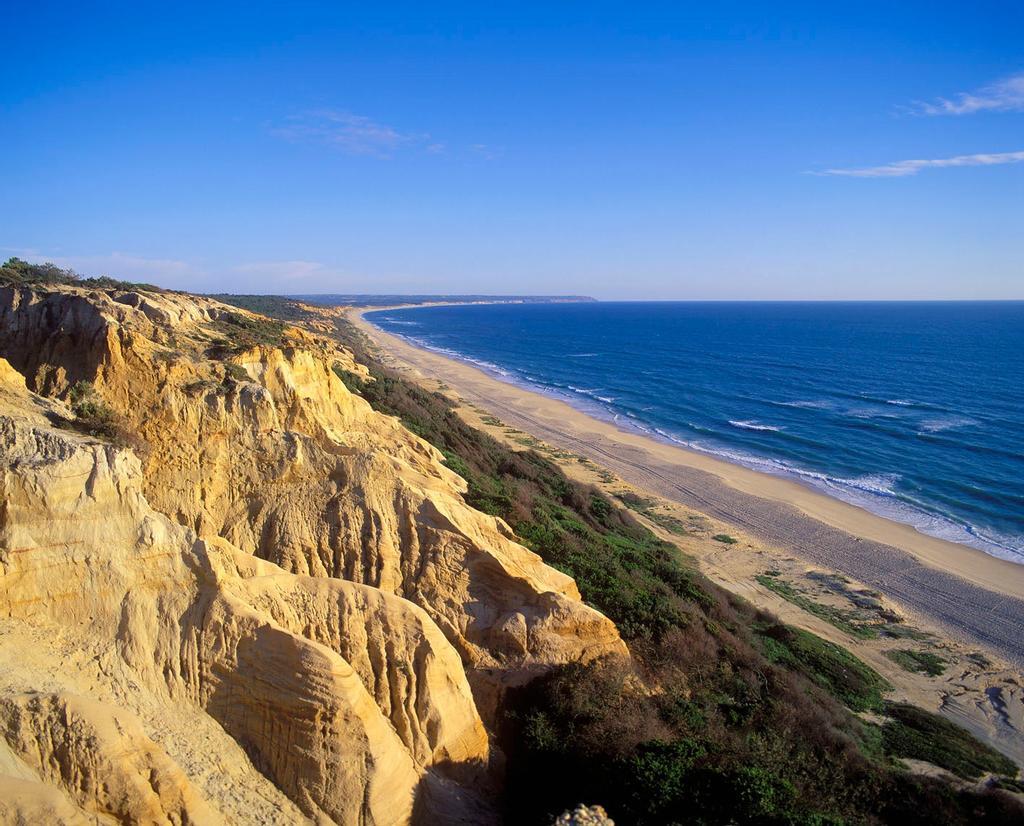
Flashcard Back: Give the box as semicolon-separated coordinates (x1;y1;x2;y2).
0;692;220;825
553;805;615;826
0;286;624;686
0;373;486;822
0;284;626;823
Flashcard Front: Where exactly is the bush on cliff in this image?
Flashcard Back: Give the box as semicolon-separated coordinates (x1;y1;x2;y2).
62;380;146;453
0;257;79;286
0;257;165;292
207;312;288;357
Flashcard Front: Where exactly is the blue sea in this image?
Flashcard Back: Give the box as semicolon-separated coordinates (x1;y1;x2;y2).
367;302;1024;562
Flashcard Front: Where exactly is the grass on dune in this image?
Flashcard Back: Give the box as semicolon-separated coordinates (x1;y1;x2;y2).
884;649;948;677
881;703;1018;779
757;573;880;639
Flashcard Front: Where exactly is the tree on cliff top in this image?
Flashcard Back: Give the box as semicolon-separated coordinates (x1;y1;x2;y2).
0;257;166;292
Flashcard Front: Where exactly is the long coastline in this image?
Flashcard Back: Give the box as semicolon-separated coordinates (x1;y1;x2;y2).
352;305;1024;670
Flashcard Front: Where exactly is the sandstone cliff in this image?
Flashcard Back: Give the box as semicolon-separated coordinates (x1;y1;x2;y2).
0;284;624;824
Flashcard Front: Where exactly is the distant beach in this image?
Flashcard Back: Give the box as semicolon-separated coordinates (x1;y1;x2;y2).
353;305;1024;670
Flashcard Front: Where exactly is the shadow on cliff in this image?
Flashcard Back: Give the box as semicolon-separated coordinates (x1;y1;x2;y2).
412;762;502;826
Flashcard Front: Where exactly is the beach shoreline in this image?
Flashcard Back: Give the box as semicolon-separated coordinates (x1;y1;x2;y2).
351;305;1024;670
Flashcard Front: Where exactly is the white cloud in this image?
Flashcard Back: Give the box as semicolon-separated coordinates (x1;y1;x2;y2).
270;110;500;161
270;110;432;158
813;150;1024;178
28;251;196;282
1;249;361;293
909;71;1024;115
233;260;330;281
469;143;502;160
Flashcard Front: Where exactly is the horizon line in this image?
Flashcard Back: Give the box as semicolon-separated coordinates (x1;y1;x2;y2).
286;294;1024;303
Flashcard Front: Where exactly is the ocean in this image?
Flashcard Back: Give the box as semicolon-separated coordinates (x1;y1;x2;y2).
366;301;1024;563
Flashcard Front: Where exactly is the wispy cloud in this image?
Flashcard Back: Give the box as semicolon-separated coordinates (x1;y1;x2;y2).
813;150;1024;178
908;71;1024;116
0;249;356;292
469;143;502;161
270;110;434;158
30;251;196;281
233;260;331;281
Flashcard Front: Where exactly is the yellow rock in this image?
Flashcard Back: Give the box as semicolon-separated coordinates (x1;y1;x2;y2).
0;692;221;824
0;283;626;824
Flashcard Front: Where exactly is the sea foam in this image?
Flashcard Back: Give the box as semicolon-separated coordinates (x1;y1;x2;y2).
729;420;783;432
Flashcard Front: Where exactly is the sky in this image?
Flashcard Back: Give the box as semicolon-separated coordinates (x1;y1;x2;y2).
2;2;1022;299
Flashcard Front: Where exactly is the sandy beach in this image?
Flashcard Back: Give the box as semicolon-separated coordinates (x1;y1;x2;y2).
352;306;1024;673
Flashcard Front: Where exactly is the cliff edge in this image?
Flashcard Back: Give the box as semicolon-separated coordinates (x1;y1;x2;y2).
0;284;625;824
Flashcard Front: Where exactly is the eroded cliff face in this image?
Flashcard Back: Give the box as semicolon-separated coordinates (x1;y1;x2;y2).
0;284;625;824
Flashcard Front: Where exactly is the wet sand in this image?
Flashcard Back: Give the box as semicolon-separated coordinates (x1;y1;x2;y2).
352;306;1024;669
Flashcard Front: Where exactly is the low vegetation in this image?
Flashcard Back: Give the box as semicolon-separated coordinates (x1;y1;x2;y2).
885;649;948;677
207;294;318;321
614;491;690;535
207;312;288;356
60;381;145;452
0;257;166;292
756;623;891;712
757;573;880;639
222;363;249;384
881;703;1018;779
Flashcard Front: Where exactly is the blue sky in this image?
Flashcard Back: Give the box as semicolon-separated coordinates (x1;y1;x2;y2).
2;2;1022;298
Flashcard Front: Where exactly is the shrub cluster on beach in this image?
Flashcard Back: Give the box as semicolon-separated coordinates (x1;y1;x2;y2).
226;294;1024;825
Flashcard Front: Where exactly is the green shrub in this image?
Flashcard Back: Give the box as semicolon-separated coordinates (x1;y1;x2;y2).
614;492;690;535
881;703;1017;779
440;449;471;481
222;363;249;384
1;257;79;287
183;379;216;394
623;738;707;818
712;533;739;544
757;574;878;639
332;365;366;394
0;257;165;292
756;623;891;712
993;776;1024;794
63;381;145;451
207;312;287;356
615;491;657;511
884;649;948;677
210;294;316;321
589;492;613;522
704;765;797;821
